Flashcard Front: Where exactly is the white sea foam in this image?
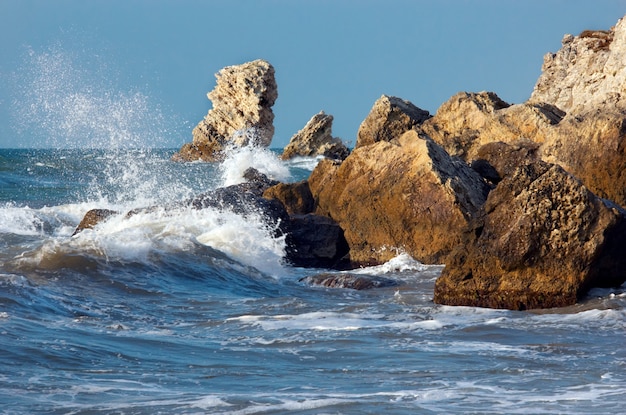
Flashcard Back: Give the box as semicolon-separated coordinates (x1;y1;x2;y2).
57;204;288;276
227;311;443;332
354;253;440;276
224;397;349;415
0;205;46;236
219;143;290;187
282;155;325;171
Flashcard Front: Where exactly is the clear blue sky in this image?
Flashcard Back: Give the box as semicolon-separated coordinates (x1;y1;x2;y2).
1;0;625;148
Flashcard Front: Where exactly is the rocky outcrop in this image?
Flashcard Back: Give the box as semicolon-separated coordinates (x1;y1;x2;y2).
281;111;350;160
417;92;565;161
416;93;626;207
173;59;278;162
529;19;626;114
434;161;626;310
309;130;489;266
355;95;431;149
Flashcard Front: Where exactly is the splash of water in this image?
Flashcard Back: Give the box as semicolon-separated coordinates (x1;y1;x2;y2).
11;42;176;150
219;140;291;187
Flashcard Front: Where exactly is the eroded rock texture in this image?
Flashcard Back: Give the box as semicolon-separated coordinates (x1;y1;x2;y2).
434;161;626;310
174;59;277;161
281;111;349;160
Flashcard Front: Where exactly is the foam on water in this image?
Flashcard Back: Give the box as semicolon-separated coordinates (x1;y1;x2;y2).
0;204;47;236
354;252;440;276
219;142;291;186
5;201;287;280
282;154;326;171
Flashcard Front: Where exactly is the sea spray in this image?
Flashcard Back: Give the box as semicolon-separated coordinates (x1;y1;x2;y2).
10;42;180;149
219;140;291;187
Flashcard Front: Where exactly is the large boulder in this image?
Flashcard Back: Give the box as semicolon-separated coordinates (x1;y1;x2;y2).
355;95;431;149
434;161;626;310
309;130;489;266
281;111;350;160
173;59;278;161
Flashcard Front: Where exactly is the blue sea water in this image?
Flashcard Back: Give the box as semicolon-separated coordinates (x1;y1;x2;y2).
0;146;625;415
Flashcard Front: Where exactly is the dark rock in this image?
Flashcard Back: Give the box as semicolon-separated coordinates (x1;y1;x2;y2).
471;139;540;184
300;272;398;290
285;214;350;269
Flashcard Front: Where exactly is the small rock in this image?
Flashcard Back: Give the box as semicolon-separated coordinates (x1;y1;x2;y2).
72;209;118;235
300;273;398;290
263;180;314;215
281;111;350;160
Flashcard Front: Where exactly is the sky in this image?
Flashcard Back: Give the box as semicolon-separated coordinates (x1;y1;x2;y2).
1;0;625;149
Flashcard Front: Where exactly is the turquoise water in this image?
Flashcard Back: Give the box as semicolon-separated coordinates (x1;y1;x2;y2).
0;148;625;414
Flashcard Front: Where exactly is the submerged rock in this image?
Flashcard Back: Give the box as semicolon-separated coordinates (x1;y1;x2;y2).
309;130;489;266
72;209;118;235
300;272;398;290
434;161;626;310
173;59;278;162
281;111;350;161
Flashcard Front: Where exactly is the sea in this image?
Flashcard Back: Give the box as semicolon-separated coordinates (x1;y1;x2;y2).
0;145;625;415
1;43;626;415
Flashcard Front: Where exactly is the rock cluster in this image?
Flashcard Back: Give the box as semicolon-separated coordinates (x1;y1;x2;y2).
308;130;489;265
173;59;278;161
281;111;350;160
89;14;626;310
73;169;348;270
299;14;626;308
